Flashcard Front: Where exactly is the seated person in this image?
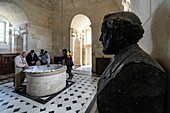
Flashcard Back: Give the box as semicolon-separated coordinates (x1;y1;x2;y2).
26;50;39;66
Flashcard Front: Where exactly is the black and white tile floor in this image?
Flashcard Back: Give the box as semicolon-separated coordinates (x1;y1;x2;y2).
0;66;99;113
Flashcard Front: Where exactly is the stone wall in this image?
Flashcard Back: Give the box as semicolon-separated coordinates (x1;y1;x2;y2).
131;0;170;74
0;0;120;71
27;24;52;57
0;2;27;53
131;0;170;112
14;0;53;56
0;0;53;61
52;0;120;72
13;0;53;29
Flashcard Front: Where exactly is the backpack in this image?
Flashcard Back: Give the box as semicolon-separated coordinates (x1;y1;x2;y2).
67;55;74;67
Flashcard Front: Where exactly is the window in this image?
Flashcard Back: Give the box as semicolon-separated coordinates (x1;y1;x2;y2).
86;29;92;45
0;21;6;42
122;0;131;11
84;29;92;45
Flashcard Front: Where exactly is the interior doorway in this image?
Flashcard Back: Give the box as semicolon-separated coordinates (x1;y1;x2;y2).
70;14;92;67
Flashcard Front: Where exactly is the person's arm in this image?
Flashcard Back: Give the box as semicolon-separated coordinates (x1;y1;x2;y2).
62;58;66;65
26;55;32;66
34;53;39;62
47;54;50;64
25;59;29;67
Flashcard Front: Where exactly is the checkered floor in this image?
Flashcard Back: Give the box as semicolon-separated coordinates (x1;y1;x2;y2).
0;66;99;113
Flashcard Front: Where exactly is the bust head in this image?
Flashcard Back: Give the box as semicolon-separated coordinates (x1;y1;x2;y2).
99;12;144;55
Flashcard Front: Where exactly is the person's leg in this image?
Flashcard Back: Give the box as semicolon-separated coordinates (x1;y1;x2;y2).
15;72;22;90
66;66;74;80
15;68;25;91
13;76;15;87
20;73;26;85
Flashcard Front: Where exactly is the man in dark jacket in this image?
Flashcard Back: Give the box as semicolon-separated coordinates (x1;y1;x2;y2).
26;50;39;66
97;12;166;113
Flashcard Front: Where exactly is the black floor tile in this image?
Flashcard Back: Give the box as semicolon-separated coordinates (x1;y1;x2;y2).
66;106;71;111
13;108;20;112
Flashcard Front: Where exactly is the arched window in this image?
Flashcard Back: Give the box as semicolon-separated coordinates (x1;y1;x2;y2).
0;21;6;42
0;15;9;44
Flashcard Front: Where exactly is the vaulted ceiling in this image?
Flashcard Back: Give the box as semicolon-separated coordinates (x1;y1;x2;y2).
0;0;121;11
0;2;28;26
24;0;121;11
25;0;60;11
0;0;121;28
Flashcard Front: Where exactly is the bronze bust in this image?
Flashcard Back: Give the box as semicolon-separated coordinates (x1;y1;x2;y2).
97;12;166;113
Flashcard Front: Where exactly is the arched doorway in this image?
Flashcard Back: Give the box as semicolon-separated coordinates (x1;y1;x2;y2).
70;14;92;67
0;2;28;53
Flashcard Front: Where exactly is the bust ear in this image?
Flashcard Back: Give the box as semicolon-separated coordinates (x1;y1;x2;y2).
117;32;124;40
107;19;114;29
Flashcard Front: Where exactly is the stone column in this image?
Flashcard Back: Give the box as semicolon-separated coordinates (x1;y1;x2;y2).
91;22;103;73
62;26;71;49
9;29;13;53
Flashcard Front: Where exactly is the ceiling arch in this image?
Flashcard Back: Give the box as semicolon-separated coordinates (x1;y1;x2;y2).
23;0;122;11
0;2;28;26
71;14;91;32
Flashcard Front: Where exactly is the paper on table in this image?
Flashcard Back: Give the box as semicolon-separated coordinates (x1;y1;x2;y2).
44;70;51;73
36;70;44;73
23;69;33;72
29;66;38;69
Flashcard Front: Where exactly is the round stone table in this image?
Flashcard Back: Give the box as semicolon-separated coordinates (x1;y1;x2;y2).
24;64;67;96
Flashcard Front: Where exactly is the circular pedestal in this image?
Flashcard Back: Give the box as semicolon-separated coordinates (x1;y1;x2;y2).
25;64;67;96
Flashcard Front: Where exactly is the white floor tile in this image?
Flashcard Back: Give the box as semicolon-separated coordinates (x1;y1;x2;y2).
0;66;99;113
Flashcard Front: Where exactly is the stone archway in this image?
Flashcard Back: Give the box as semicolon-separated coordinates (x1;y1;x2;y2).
70;14;92;67
0;2;28;26
0;2;28;53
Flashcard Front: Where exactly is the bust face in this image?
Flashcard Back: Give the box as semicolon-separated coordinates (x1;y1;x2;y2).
99;12;144;55
99;21;120;55
99;22;110;54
